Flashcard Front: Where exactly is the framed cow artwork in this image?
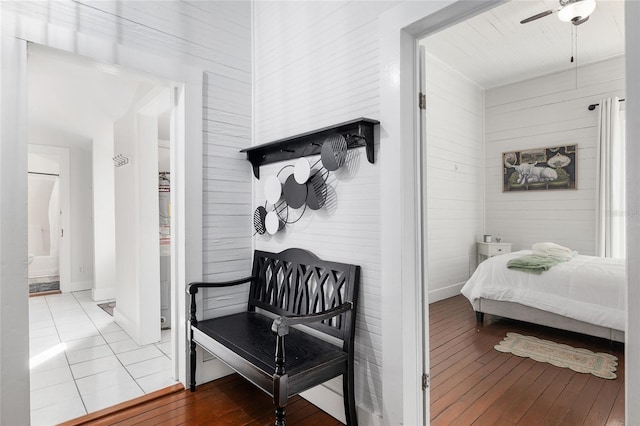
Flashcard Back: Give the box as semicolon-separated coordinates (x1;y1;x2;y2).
503;145;576;192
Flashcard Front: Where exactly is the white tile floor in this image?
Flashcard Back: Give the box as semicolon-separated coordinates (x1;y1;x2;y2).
29;290;177;426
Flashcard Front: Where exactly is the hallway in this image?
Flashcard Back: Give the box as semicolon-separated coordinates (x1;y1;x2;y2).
29;290;177;425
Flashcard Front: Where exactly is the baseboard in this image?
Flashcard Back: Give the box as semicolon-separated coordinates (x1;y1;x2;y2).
92;287;116;302
196;353;234;384
63;279;93;293
300;384;384;425
300;384;346;424
428;281;465;303
29;290;61;298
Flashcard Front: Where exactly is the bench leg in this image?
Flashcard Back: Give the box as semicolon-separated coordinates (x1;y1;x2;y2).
275;406;285;426
189;335;196;392
343;366;358;426
475;311;484;323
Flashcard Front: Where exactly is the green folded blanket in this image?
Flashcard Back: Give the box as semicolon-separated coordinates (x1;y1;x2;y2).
507;254;566;274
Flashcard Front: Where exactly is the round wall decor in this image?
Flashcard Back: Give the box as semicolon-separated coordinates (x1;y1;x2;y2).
294;158;311;184
283;174;307;209
264;175;282;204
321;134;347;171
265;210;284;235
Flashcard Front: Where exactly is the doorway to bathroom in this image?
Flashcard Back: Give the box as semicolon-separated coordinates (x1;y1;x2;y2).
27;145;71;295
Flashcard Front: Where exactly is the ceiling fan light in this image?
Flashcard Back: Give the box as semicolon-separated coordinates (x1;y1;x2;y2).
558;0;596;22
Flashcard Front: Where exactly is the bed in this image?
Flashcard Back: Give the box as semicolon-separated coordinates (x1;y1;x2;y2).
461;250;625;342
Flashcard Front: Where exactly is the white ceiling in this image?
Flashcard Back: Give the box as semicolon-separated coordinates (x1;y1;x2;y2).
28;45;171;146
423;0;625;89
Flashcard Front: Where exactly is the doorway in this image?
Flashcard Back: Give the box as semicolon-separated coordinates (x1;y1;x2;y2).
27;45;179;424
417;0;626;424
27;146;69;296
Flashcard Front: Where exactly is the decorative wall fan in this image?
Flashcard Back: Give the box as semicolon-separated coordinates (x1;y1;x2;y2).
520;0;596;26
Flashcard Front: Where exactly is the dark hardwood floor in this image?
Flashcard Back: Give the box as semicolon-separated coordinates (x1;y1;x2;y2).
63;294;624;426
62;373;341;426
430;295;625;426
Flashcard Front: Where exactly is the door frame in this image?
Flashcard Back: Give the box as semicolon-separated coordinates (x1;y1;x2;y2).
378;1;524;424
3;11;203;388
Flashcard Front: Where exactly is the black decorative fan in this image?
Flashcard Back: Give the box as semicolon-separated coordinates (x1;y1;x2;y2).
520;0;596;26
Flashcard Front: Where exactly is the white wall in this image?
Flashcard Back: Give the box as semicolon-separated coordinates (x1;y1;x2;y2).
92;126;118;301
485;56;626;255
253;2;398;422
424;52;484;301
69;147;94;288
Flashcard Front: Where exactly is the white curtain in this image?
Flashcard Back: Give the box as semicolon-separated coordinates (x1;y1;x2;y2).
596;97;626;258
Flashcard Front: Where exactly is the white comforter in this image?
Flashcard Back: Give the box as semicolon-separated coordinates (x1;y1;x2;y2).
460;250;625;331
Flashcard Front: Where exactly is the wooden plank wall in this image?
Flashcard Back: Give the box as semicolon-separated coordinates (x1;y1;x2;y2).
424;52;485;302
252;1;397;419
484;56;625;255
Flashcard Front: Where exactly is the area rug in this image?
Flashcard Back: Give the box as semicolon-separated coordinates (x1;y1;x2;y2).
98;301;116;316
29;280;60;294
495;332;618;379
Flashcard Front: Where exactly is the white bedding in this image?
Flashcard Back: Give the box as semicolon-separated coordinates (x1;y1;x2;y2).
461;250;625;331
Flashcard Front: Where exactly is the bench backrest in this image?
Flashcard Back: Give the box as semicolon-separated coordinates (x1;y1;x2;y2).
248;249;360;349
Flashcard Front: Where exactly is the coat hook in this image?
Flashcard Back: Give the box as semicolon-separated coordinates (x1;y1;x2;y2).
112;154;129;167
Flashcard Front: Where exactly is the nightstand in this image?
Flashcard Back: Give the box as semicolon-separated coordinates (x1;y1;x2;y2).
477;242;512;264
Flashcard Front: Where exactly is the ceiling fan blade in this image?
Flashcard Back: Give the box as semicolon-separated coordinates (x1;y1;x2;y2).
520;9;554;24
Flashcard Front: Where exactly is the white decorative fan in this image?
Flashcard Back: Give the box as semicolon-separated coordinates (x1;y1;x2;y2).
520;0;596;26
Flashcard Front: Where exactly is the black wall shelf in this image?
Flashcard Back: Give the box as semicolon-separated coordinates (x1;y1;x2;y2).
240;118;379;179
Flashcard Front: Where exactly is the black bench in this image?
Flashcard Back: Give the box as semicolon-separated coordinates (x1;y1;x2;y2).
188;248;360;426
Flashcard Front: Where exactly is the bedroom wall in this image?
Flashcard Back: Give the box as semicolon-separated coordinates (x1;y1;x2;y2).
424;52;485;301
484;56;626;255
253;2;397;422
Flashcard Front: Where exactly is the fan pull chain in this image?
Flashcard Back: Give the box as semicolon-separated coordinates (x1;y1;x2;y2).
570;24;574;63
574;25;579;89
569;25;579;89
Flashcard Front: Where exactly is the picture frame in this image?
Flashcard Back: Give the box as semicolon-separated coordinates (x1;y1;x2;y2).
503;145;577;191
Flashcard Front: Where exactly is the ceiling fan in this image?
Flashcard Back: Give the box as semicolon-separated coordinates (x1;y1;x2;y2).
520;0;597;26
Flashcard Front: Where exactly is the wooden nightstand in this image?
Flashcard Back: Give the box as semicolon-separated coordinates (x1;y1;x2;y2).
477;242;512;264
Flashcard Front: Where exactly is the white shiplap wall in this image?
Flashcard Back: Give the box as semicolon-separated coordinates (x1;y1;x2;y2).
485;56;625;255
424;52;484;301
2;0;253;369
253;1;396;420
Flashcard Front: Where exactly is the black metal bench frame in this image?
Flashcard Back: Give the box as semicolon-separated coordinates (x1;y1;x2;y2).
188;248;360;426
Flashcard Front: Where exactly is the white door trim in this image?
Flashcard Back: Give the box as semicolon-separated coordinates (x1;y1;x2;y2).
0;33;31;426
625;1;640;422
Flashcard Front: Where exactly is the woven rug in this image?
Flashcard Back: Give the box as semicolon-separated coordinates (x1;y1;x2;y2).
495;332;617;379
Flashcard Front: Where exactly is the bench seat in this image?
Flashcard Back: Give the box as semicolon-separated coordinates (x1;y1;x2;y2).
194;312;348;396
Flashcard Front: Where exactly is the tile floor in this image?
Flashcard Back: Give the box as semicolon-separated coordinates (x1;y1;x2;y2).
29;290;177;425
